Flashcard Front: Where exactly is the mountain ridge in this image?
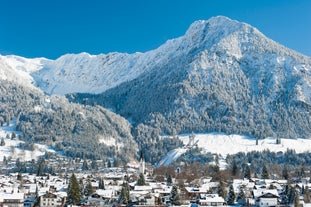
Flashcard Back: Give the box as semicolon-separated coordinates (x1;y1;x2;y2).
1;16;311;164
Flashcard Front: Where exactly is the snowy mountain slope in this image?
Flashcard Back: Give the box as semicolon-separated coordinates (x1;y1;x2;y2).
2;16;311;164
159;133;311;166
0;119;55;162
157;148;188;167
0;78;138;162
72;16;311;140
0;55;50;89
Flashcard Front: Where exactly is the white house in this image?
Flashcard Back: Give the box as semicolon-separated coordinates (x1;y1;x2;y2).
253;189;279;207
39;192;65;207
0;192;24;207
199;194;225;206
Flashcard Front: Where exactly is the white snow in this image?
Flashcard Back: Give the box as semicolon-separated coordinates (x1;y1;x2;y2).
1;16;310;96
157;148;188;167
179;133;311;156
0;54;50;89
0;120;55;162
159;133;311;166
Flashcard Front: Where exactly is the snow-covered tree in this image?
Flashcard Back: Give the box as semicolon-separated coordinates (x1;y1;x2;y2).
170;185;181;205
137;173;146;186
227;184;236;205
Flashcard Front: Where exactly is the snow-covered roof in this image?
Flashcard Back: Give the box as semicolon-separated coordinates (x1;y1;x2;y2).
134;186;152;191
253;189;279;198
200;194;225;203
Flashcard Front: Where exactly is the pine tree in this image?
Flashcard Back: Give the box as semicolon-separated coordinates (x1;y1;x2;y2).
84;180;94;197
79;178;85;197
227;184;236;205
170;185;181;205
37;161;43;176
91;160;98;170
287;185;295;204
98;177;105;189
282;167;289;180
232;160;238;176
67;173;82;205
17;172;23;181
217;180;227;199
261;165;269;179
1;137;5;146
244;165;251;179
137;173;146;186
237;187;246;205
3;156;8;166
119;181;130;204
82;160;89;171
166;174;173;186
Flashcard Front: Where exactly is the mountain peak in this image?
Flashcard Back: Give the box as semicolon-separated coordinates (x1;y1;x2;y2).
185;16;242;37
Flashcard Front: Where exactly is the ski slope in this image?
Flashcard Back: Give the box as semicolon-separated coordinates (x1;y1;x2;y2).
159;133;311;166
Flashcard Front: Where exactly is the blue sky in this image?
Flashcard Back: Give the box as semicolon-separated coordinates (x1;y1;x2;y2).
0;0;310;59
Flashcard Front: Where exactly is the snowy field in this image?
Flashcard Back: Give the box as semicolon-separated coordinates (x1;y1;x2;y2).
179;133;311;156
159;133;311;166
0;120;55;162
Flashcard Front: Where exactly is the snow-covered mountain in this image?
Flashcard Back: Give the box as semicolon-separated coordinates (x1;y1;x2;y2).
70;16;311;140
0;55;50;89
1;16;311;164
1;16;310;96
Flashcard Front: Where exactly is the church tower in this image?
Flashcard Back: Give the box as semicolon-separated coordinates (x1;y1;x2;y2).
139;151;145;175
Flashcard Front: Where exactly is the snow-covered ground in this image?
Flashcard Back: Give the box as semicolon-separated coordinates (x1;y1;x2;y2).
0;120;55;162
157;148;188;167
159;133;311;166
179;133;311;156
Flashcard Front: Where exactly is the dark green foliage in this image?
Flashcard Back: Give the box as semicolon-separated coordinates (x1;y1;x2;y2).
261;165;269;179
79;179;84;197
98;177;105;190
236;187;246;205
68;50;311;145
166;174;173;186
82;160;89;171
91;160;98;170
231;160;238;176
133;124;183;164
217;180;226;199
84;181;94;197
0;80;138;163
244;165;251;179
227;150;311;175
137;173;146;186
227;184;236;205
67;173;82;205
0;137;5;146
286;185;296;204
17;172;23;181
170;185;181;205
282;166;289;180
119;181;130;204
2;156;8;165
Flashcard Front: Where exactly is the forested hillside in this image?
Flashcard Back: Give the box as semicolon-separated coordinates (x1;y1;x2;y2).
0;80;138;162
